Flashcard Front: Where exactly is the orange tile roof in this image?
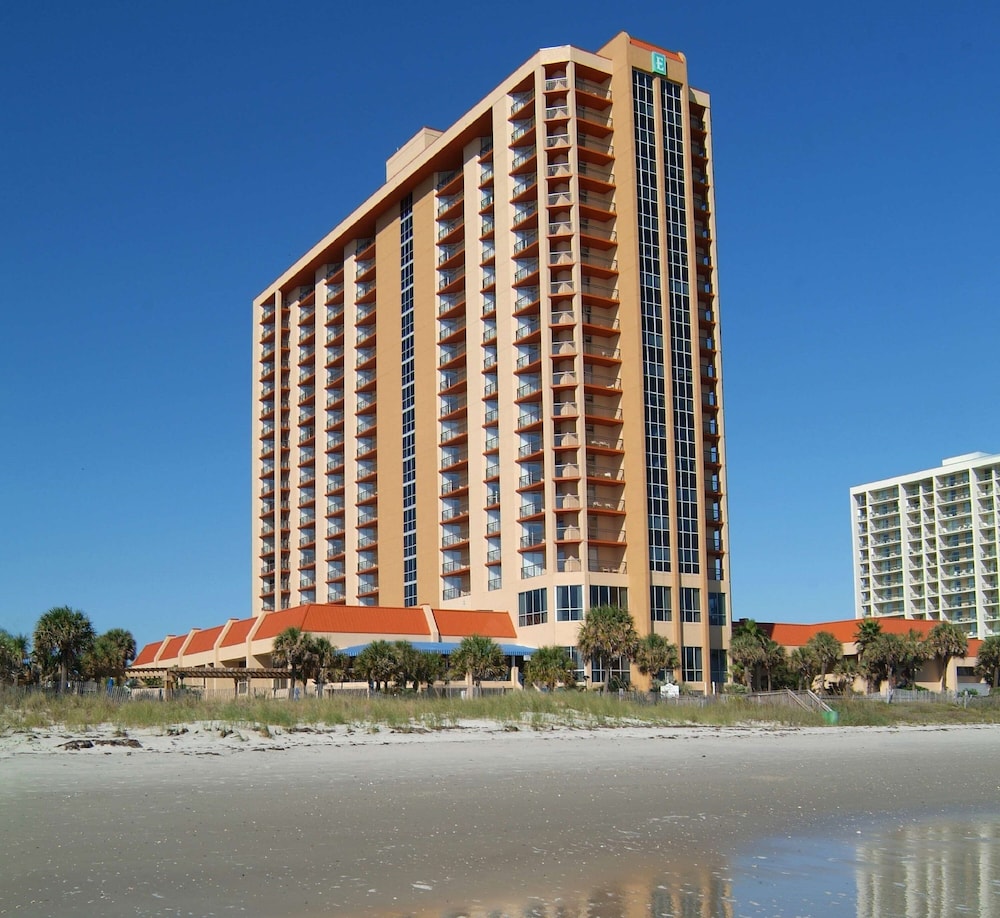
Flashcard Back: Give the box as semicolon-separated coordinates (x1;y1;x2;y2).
133;640;165;666
251;607;309;641
303;604;431;635
763;618;969;648
219;616;258;647
160;635;186;663
185;625;224;655
433;608;517;639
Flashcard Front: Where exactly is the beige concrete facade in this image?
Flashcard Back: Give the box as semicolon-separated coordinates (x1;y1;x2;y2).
252;33;731;690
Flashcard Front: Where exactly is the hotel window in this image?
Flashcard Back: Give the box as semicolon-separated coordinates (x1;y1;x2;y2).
661;78;700;575
564;646;586;684
682;646;703;683
632;68;670;573
709;649;727;686
650;585;671;621
518;588;548;626
591;654;630;688
681;587;701;623
556;584;583;622
589;585;628;610
708;592;726;626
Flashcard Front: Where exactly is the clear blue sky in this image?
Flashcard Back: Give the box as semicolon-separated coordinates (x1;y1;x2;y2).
2;1;998;651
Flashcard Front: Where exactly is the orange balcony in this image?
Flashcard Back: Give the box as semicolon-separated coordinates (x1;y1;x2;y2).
576;106;613;137
587;525;627;546
436;195;464;222
510;145;537;176
578;134;614;164
513;286;541;316
509;118;536;147
581;309;620;337
436;168;463;196
586;464;625;485
437;245;465;270
437;219;464;245
510;176;538;204
581;254;618;282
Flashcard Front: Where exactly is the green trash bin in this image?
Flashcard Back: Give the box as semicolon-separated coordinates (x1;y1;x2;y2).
823;710;839;725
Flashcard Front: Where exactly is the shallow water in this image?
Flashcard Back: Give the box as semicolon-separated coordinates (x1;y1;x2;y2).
730;812;1000;918
385;812;1000;917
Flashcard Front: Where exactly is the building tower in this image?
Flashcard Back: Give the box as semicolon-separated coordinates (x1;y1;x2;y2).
252;33;731;689
851;452;1000;638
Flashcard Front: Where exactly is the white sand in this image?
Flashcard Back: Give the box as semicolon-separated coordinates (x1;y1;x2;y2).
1;722;998;917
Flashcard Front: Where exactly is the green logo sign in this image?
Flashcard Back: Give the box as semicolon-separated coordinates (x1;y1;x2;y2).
651;51;667;75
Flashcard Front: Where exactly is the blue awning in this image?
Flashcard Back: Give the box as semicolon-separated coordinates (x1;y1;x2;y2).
339;641;537;658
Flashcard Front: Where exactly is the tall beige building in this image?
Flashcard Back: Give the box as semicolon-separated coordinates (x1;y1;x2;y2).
253;32;730;689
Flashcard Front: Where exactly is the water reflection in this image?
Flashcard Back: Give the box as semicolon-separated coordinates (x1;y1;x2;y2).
377;815;999;917
732;813;1000;918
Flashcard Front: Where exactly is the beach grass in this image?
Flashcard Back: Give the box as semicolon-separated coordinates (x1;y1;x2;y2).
3;688;997;735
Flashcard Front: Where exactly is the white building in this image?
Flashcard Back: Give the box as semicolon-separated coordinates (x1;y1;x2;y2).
851;452;1000;638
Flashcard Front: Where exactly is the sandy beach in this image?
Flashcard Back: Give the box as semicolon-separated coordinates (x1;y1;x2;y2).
1;722;998;917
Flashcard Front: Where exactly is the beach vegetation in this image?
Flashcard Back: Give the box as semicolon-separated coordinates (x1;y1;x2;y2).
975;635;1000;688
2;684;999;737
524;645;577;690
81;628;137;684
926;622;968;692
576;605;639;693
729;619;770;690
32;606;96;691
0;630;31;686
634;634;679;687
805;631;842;694
270;627;315;699
449;635;506;691
354;640;400;692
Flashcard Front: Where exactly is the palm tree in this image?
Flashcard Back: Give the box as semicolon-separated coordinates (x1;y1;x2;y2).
0;630;30;686
634;634;679;687
309;637;343;697
729;619;771;690
787;646;819;691
33;606;95;691
576;605;639;692
729;632;764;690
449;635;506;692
805;631;842;694
760;639;786;692
900;628;930;688
832;657;860;695
926;622;968;692
83;628;137;683
271;627;317;699
861;632;917;693
354;640;399;692
525;646;577;691
974;635;1000;689
854;618;882;655
854;619;883;691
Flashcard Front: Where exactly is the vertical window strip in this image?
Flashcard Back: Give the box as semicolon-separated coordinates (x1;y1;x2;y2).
400;193;418;605
632;70;671;572
660;80;700;574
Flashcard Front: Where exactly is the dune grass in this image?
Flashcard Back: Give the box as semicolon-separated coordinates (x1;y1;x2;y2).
4;688;996;736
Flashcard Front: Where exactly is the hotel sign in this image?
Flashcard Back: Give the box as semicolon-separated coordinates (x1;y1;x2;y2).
651;51;667;75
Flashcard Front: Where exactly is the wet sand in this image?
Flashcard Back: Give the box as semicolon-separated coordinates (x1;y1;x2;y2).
1;723;997;916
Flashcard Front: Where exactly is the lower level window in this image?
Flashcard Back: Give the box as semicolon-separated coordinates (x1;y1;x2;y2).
683;646;703;683
556;584;583;621
518;588;548;626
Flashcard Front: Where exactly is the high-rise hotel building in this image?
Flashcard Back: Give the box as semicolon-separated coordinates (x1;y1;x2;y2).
851;452;1000;638
252;33;730;687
